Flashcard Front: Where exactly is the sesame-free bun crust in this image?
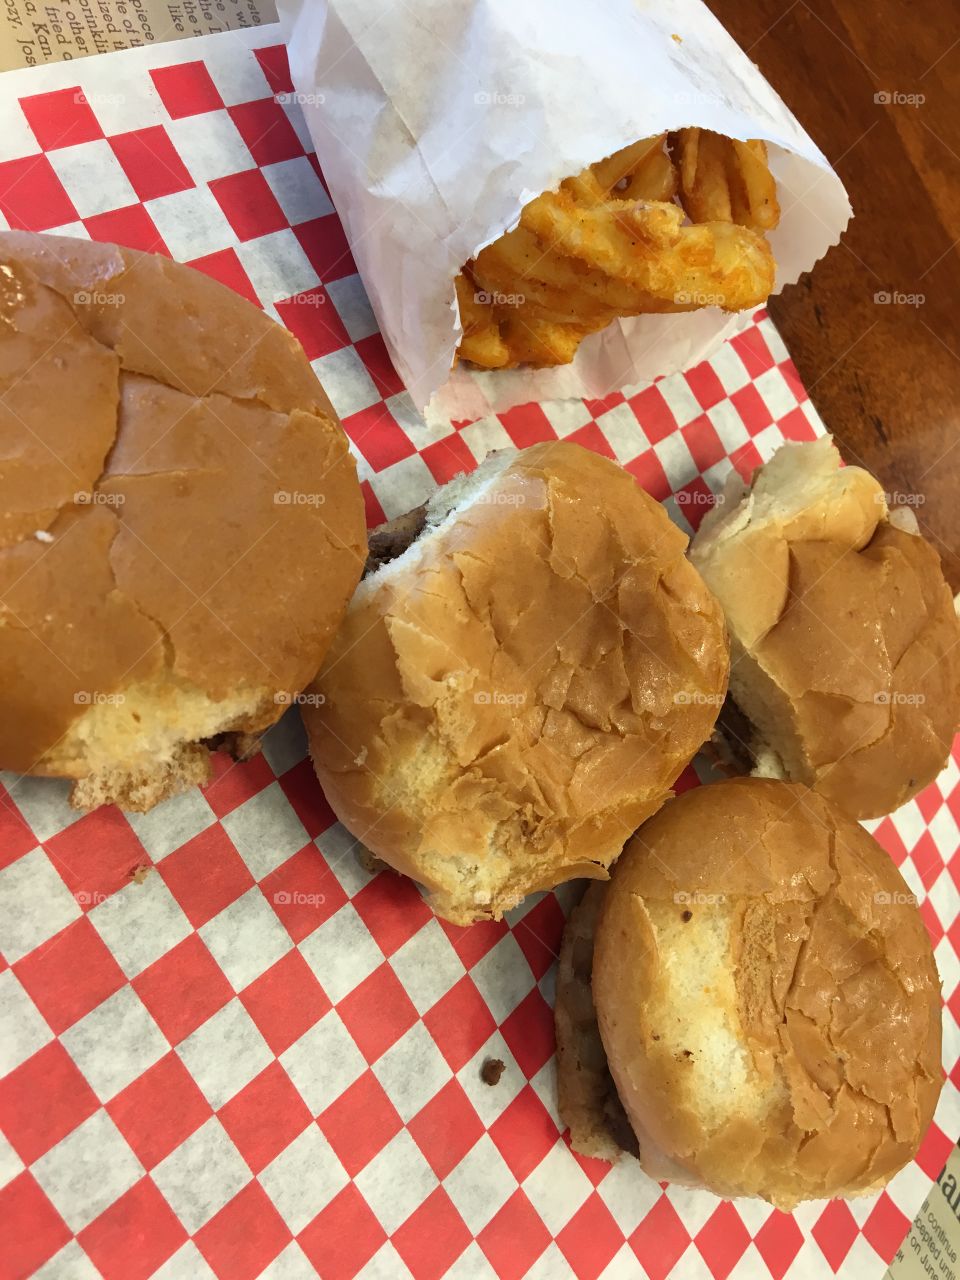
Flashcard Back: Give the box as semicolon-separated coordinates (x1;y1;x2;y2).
592;777;943;1207
0;232;366;810
304;442;729;924
691;438;960;819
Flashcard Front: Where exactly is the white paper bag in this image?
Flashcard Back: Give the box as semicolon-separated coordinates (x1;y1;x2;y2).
279;0;850;422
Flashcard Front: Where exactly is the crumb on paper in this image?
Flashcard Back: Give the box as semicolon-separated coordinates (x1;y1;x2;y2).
671;32;682;43
481;1057;505;1086
129;863;152;885
357;847;388;876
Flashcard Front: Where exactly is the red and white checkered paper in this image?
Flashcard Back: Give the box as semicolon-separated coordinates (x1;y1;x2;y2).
0;25;957;1280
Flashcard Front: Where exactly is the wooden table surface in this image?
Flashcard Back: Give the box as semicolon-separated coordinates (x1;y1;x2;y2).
708;0;960;589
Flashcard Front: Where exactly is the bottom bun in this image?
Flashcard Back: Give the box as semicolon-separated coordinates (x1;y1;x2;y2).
556;882;698;1182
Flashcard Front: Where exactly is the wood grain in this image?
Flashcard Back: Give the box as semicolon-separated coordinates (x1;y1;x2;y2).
708;0;960;588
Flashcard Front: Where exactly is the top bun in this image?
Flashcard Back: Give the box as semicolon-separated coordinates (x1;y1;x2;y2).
304;442;729;924
0;232;366;811
593;777;943;1208
691;437;960;818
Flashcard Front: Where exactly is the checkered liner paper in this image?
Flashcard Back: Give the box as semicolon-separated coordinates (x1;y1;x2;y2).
0;23;957;1280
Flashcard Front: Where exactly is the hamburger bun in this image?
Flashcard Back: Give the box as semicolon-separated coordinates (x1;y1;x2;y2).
557;777;943;1207
303;442;729;924
690;437;960;819
0;232;366;811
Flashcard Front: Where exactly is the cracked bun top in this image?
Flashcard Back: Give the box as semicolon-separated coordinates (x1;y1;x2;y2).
593;777;943;1208
303;442;729;924
690;437;960;819
0;232;366;808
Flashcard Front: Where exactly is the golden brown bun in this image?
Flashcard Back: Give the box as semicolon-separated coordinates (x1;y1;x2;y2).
0;231;366;810
592;777;943;1208
691;438;960;819
304;442;729;924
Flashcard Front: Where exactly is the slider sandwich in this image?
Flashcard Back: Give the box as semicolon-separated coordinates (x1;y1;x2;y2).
691;438;960;818
0;232;366;811
303;442;730;923
556;777;943;1207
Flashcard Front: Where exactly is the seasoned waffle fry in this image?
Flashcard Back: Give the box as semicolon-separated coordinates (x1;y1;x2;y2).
672;129;780;231
582;135;678;204
454;273;511;368
455;130;780;370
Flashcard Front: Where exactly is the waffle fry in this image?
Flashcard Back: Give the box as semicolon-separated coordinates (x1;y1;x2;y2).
455;130;780;370
672;129;780;231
